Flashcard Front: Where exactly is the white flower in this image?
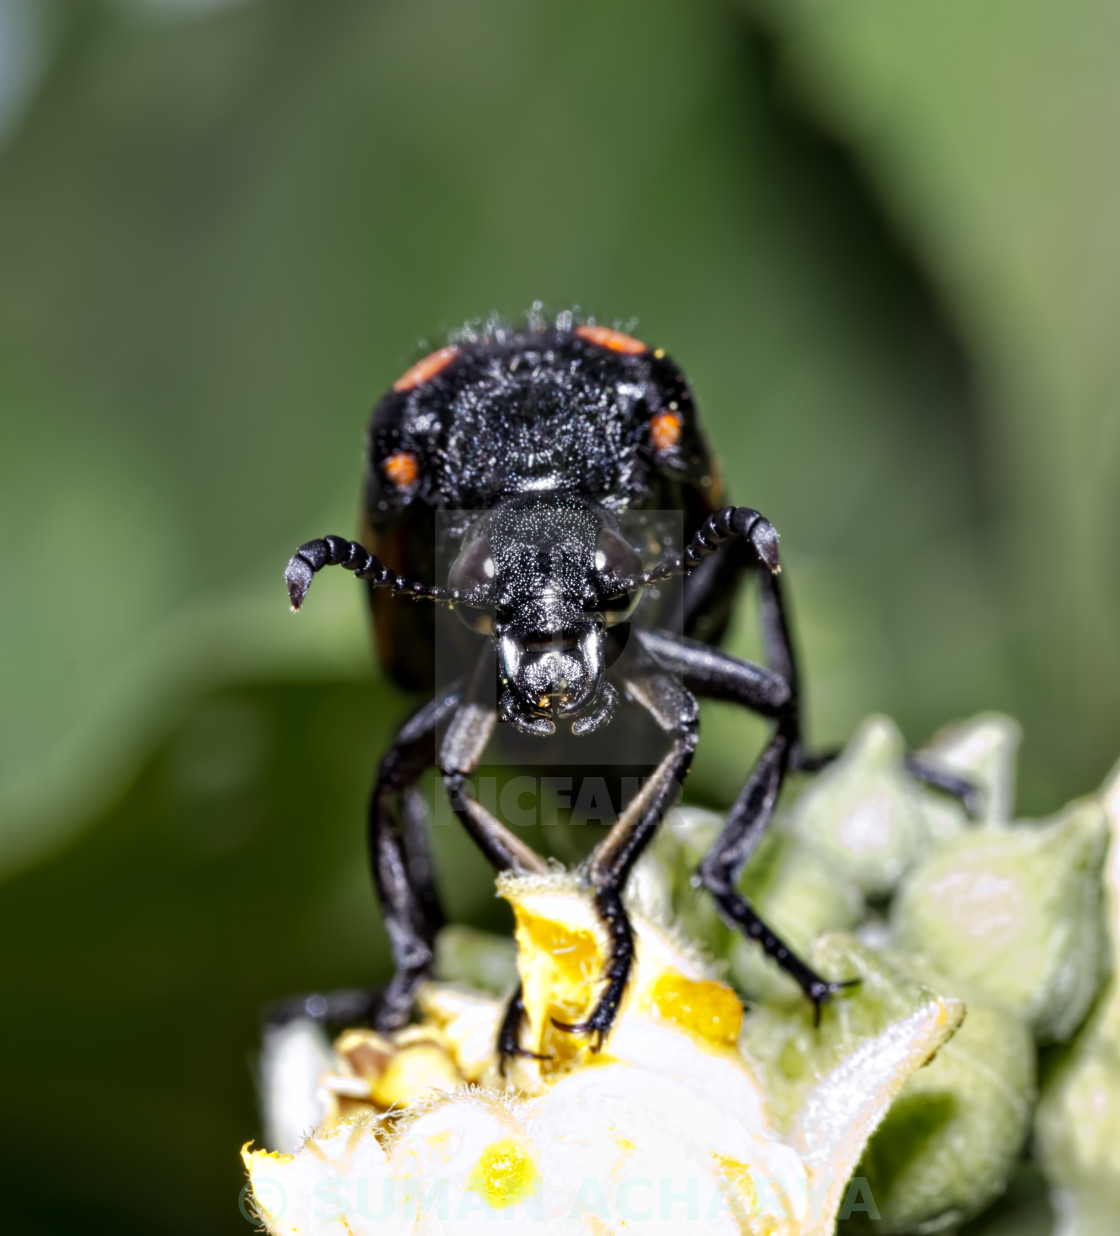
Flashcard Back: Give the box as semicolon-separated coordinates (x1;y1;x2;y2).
244;872;962;1235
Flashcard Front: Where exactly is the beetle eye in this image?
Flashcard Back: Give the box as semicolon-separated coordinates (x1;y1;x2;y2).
448;534;496;632
593;528;642;625
594;528;641;581
449;534;496;593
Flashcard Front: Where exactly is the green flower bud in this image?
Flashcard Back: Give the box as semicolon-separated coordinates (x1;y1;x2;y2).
662;804;723;865
848;957;1036;1235
788;716;929;898
742;937;1034;1235
1036;1017;1120;1236
892;797;1109;1043
739;934;962;1133
1035;760;1120;1236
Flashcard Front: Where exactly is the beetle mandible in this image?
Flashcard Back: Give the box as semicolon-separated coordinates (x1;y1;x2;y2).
284;308;972;1057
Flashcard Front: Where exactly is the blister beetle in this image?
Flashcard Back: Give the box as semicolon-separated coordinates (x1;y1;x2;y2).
284;309;973;1056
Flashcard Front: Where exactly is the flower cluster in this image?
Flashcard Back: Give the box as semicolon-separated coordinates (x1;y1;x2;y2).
243;715;1120;1235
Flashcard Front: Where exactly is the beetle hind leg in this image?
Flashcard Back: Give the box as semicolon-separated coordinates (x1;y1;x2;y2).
903;754;984;816
262;987;378;1031
793;745;981;816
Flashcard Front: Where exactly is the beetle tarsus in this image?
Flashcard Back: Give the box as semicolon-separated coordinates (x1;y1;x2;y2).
808;977;861;1026
550;1018;606;1054
285;553;314;609
904;754;984;818
496;985;551;1077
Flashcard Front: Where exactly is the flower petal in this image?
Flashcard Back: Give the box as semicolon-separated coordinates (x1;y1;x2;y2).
243;1118;407;1235
259;1016;336;1154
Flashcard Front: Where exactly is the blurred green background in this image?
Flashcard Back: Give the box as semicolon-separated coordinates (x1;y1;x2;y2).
1;0;1118;1231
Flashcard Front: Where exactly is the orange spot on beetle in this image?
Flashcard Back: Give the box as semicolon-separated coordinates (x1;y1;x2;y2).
575;324;647;355
649;410;682;451
384;451;419;488
392;345;459;392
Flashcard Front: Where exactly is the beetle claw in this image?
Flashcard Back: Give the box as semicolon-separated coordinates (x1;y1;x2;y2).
808;977;861;1026
550;1016;606;1052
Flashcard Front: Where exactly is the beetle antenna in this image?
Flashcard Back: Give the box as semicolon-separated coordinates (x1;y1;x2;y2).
602;553;687;601
603;507;781;601
286;536;464;611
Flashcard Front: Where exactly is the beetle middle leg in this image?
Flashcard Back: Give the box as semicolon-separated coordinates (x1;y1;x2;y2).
697;720;857;1022
368;682;467;1031
266;681;465;1036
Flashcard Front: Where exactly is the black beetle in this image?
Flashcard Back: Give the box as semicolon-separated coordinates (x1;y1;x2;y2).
284;308;972;1055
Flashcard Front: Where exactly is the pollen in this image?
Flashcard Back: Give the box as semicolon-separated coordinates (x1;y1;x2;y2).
575;324;648;354
649;410;682;451
383;450;419;488
467;1137;541;1209
392;344;459;391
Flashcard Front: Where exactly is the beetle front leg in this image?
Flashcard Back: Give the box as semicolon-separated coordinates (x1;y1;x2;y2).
674;513;980;813
634;628;855;1018
697;722;856;1022
495;984;550;1076
439;662;552;877
756;566;980;810
554;674;699;1049
436;654;552;1067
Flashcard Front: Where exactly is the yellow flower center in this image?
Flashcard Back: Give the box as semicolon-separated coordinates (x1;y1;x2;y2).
467;1136;541;1208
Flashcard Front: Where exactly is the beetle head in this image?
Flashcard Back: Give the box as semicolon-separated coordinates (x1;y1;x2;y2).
447;496;640;736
